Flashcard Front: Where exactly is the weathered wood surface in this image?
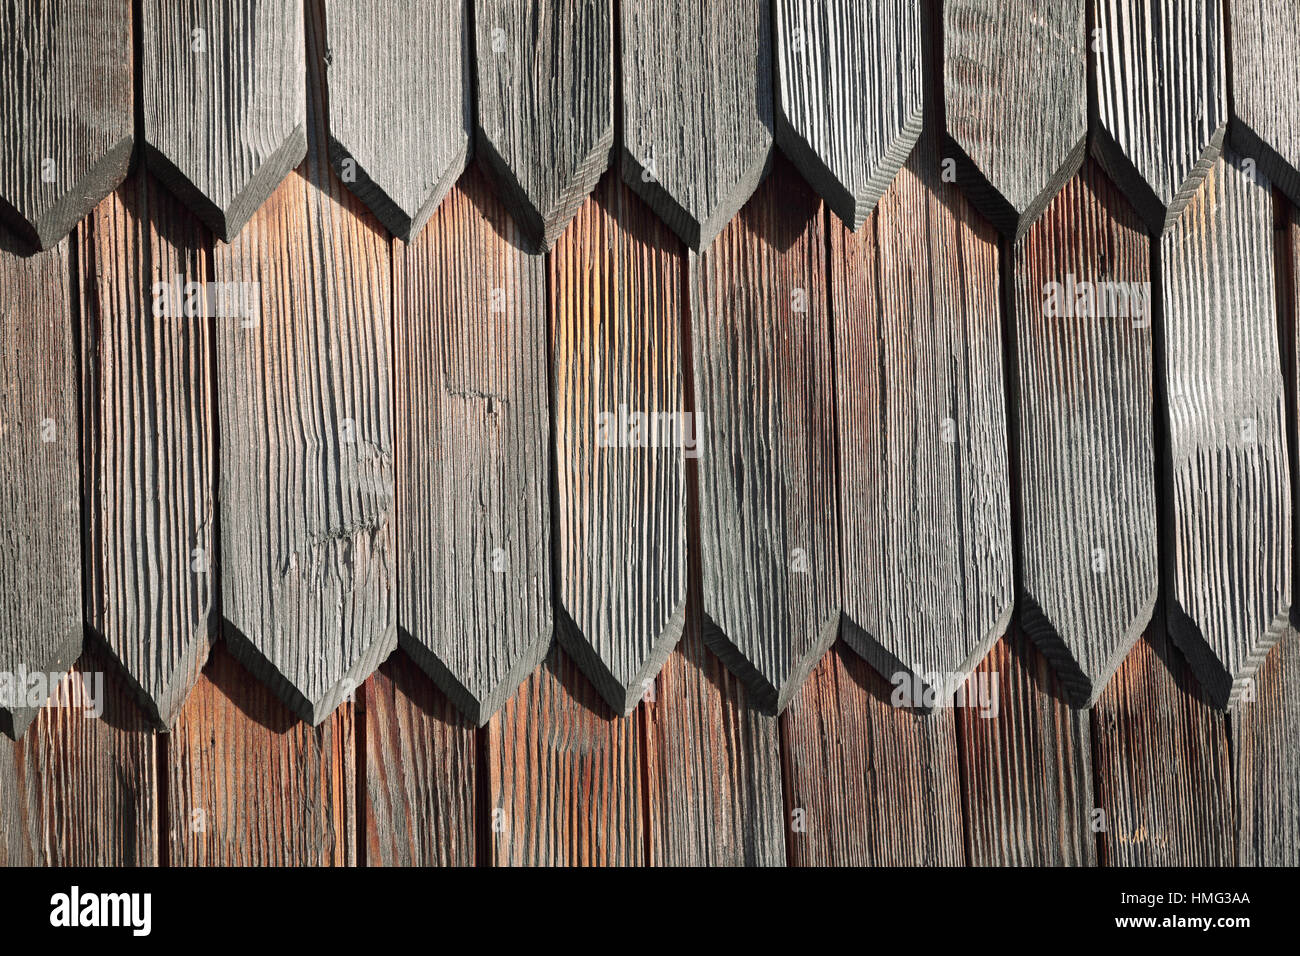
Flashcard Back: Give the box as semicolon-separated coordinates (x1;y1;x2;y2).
620;0;774;250
834;116;1013;703
362;653;476;866
782;645;966;865
215;5;396;724
0;0;133;250
396;167;550;725
691;160;839;713
323;0;470;240
957;632;1096;865
1232;633;1300;865
475;0;614;250
485;646;644;865
1092;0;1226;233
0;647;157;866
0;226;82;739
1158;153;1289;708
1228;0;1300;206
1011;164;1157;705
168;644;356;865
1092;621;1233;865
642;596;786;865
942;0;1086;238
78;175;215;729
143;0;306;241
551;173;686;715
773;0;923;231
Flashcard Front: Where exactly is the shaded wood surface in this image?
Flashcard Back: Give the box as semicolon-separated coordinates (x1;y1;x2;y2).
1011;164;1157;705
168;643;356;865
78;175;214;729
773;0;923;231
485;646;643;865
1092;0;1226;232
214;8;396;723
323;0;470;240
362;652;476;866
834;113;1013;703
0;227;81;739
143;0;306;240
690;160;840;713
395;167;551;725
957;632;1096;866
0;647;157;865
620;0;774;249
942;0;1086;237
1228;0;1300;206
475;0;614;250
1092;621;1233;865
1158;153;1289;708
551;173;686;714
0;0;133;250
782;644;966;865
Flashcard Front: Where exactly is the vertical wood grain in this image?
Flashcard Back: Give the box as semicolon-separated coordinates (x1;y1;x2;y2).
1227;0;1300;206
322;0;470;240
620;0;774;249
0;646;157;866
1092;0;1227;232
168;643;355;865
474;0;614;249
0;226;81;739
1011;164;1157;704
0;0;133;250
143;0;306;240
79;173;215;729
214;3;396;723
690;159;840;713
550;172;686;714
362;652;476;866
485;646;644;865
773;0;924;231
1158;153;1289;707
942;0;1086;237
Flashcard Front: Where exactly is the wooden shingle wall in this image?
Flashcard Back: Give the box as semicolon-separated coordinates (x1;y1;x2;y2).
0;0;1298;866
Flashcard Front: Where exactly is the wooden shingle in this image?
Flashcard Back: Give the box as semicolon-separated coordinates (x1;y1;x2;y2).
323;0;471;240
394;167;551;726
551;174;687;715
1227;0;1300;206
1158;152;1289;709
0;0;133;250
943;0;1086;238
1011;164;1157;706
690;161;840;713
475;0;614;250
143;0;306;241
1092;0;1226;233
620;0;774;250
0;229;82;739
773;0;924;231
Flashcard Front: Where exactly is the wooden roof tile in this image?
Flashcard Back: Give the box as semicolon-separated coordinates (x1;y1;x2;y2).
1227;0;1300;206
142;0;307;241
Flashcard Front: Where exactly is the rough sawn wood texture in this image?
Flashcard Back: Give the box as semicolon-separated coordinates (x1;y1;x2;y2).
1157;153;1290;709
1011;163;1157;706
620;0;774;250
942;0;1086;238
142;0;307;241
1227;0;1300;206
474;0;614;251
0;0;133;251
773;0;924;232
1092;0;1227;233
322;0;471;241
